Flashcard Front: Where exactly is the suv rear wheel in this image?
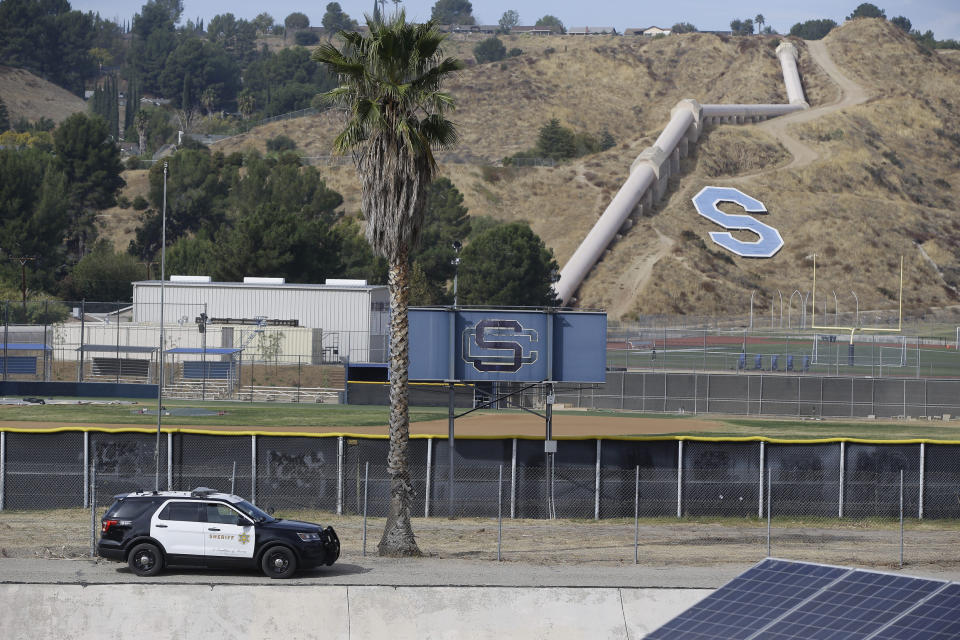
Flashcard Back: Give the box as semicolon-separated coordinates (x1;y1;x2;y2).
261;546;297;579
128;542;163;577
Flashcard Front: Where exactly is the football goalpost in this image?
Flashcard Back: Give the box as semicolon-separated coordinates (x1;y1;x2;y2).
810;255;903;369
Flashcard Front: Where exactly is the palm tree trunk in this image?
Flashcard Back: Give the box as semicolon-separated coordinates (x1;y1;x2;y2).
378;248;421;556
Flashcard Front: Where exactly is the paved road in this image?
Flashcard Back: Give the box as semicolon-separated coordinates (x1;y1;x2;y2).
0;554;749;588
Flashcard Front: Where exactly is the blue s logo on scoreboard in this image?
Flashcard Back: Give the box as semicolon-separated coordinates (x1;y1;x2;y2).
692;186;783;258
462;319;539;373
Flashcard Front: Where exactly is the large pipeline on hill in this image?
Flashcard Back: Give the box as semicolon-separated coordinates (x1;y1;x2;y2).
554;42;808;306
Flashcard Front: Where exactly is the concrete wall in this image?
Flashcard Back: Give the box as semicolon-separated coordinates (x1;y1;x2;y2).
0;584;711;640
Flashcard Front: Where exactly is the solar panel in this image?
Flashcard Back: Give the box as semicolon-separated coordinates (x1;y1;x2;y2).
870;582;960;640
644;559;850;640
757;571;945;639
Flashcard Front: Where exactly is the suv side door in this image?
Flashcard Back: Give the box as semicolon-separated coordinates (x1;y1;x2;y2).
151;500;205;559
203;502;256;561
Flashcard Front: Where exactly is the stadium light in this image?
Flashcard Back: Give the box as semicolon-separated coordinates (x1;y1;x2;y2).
451;241;462;308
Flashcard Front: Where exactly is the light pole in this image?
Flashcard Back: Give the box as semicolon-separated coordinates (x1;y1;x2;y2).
154;161;168;491
833;291;839;325
451;240;462;307
788;290;802;328
777;289;783;328
851;291;859;327
749;290;756;330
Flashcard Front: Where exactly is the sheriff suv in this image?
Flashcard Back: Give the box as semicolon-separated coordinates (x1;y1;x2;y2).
97;488;339;579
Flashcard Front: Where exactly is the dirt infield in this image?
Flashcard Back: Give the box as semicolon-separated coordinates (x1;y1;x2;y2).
0;413;724;438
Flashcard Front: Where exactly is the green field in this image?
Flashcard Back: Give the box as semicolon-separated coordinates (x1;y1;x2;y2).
607;335;960;378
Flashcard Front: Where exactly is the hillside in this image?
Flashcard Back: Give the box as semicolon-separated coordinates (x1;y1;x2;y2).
0;66;86;124
211;21;959;320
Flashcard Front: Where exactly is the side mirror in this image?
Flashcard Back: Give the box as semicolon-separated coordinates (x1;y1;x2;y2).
237;515;250;526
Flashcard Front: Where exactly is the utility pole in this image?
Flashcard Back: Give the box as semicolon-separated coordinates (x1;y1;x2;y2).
6;256;36;316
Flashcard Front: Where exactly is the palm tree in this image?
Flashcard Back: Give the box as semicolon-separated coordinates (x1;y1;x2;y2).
313;12;461;556
755;14;765;33
134;109;149;156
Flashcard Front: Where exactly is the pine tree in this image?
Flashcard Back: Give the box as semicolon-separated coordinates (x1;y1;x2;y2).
0;97;9;131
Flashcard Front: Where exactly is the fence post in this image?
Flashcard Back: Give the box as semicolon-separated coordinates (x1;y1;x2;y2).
83;431;90;508
510;438;517;519
676;440;683;518
0;431;5;511
250;434;257;504
918;443;925;519
362;461;369;557
424;438;432;518
337;436;344;516
899;469;904;568
758;441;765;519
166;432;173;490
497;464;503;562
594;439;601;520
634;465;639;565
838;441;845;518
766;467;771;557
90;461;96;558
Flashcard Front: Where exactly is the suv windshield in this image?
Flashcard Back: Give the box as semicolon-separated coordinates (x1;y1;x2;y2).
232;499;274;523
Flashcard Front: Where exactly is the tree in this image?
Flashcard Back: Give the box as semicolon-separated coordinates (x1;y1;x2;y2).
536;118;576;160
458;222;559;306
754;14;765;32
431;0;475;25
59;240;142;301
730;19;755;36
789;19;837;40
313;12;462;556
498;10;519;33
671;22;697;34
535;15;565;34
53;113;125;259
848;3;886;20
473;37;506;64
323;3;358;37
410;177;471;304
890;16;912;32
295;30;320;46
0;98;9;132
237;91;256;119
253;12;274;34
285;11;310;32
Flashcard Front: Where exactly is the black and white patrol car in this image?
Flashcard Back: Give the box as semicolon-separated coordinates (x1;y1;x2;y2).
97;487;339;579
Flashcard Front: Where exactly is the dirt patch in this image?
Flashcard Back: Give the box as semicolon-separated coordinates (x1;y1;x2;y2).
0;66;86;124
3;509;958;571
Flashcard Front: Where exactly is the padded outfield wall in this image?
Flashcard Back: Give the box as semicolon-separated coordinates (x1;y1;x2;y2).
2;427;960;521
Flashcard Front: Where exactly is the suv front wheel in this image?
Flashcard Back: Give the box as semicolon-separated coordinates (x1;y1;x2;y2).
261;546;297;579
128;542;163;577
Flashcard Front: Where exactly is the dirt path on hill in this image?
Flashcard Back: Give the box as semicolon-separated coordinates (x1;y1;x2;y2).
750;39;871;174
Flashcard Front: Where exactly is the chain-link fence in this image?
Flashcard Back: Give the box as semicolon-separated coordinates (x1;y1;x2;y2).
2;431;960;567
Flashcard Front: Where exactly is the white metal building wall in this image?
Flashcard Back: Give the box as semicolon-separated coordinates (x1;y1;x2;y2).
132;282;383;333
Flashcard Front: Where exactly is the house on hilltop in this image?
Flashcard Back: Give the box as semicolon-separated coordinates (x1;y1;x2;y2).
568;26;617;35
625;26;672;36
510;25;559;35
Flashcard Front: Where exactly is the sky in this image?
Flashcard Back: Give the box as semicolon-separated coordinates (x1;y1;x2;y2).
70;1;960;41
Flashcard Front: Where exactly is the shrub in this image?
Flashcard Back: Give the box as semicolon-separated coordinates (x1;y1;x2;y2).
508;48;523;57
124;156;143;170
132;195;149;210
266;134;297;152
294;30;319;46
474;37;506;64
116;195;131;209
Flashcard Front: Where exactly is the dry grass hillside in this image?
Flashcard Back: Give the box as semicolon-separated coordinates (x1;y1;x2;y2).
206;22;958;320
0;66;86;124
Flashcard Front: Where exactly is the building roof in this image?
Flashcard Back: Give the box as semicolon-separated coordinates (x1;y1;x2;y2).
568;27;616;34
